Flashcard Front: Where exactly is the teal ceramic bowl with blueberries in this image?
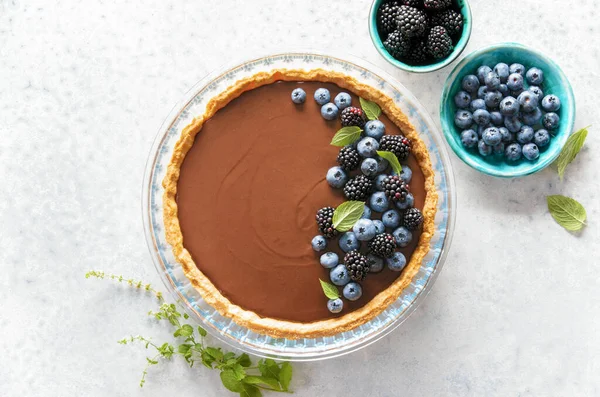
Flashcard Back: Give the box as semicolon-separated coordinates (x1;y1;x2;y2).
368;0;472;73
440;42;576;178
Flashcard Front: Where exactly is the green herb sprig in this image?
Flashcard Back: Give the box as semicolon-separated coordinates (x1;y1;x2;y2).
86;271;292;396
555;126;589;180
546;195;587;232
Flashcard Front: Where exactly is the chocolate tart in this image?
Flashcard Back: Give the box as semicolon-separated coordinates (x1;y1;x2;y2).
163;69;438;339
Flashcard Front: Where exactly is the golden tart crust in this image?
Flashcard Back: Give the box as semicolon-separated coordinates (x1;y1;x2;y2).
163;69;438;339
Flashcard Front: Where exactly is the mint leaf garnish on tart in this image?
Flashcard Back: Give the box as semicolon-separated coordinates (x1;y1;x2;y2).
330;126;362;147
376;150;403;175
319;279;340;300
359;97;382;120
332;200;365;232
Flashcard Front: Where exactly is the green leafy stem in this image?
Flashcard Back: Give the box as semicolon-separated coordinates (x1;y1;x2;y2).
86;271;292;396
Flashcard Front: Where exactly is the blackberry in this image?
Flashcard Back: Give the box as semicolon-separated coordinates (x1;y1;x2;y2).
382;175;411;203
343;175;373;201
423;0;451;10
430;9;463;36
344;250;370;281
383;30;411;59
405;40;430;64
340;106;366;128
369;233;397;258
377;1;400;37
396;5;428;37
403;207;424;230
337;146;360;171
315;207;338;239
400;0;423;7
379;135;412;161
426;26;453;59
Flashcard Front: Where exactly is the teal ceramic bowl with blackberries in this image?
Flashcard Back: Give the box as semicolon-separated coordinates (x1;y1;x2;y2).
440;42;576;178
369;0;472;73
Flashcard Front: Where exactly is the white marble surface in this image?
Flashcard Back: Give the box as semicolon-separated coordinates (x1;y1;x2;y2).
1;0;599;396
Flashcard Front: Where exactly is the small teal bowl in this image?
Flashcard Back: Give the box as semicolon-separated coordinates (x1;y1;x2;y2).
369;0;472;73
440;42;576;177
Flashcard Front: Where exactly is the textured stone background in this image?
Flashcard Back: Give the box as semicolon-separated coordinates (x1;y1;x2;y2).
1;0;598;396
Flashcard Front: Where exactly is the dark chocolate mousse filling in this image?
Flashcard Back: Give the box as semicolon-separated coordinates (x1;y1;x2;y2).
177;81;425;322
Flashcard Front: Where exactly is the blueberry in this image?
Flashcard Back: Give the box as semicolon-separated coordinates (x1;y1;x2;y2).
454;110;473;129
356;137;379;158
291;88;306;104
339;232;360;252
361;158;379;177
393;226;413;247
369;191;389;212
386;252;407;271
490;111;504;126
521;107;543;126
311;235;327;252
314;88;331;105
462;74;480;93
509;63;525;76
461;129;479;148
482;127;502;146
522;143;540;160
327;298;343;313
533;128;551;147
478;140;492;156
373;220;385;234
526;67;544;85
395;192;414;210
517;126;535;144
352;218;377;241
506;73;524;91
382;209;401;229
493;142;505;155
498;127;513;143
367;253;384;273
321;103;339;120
484;91;503;109
504;115;523;133
517;91;539;113
470;98;486;112
477;86;489;99
494;63;510;83
498;84;508;95
473;109;491;125
334;92;352;110
484;71;501;90
320;252;339;269
499;96;520;116
477;65;493;84
528;86;544;101
542;112;560;130
541;95;561;112
364;120;386;140
454;91;471;108
342;282;362;301
505;142;522;161
375;174;387;191
326;166;348;189
361;204;372;219
399;165;412;183
372;157;388;174
330;264;351;286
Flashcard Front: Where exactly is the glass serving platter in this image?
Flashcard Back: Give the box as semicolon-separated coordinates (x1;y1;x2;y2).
142;52;456;361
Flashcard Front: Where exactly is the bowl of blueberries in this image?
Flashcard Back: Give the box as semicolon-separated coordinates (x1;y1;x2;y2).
369;0;472;73
440;42;575;177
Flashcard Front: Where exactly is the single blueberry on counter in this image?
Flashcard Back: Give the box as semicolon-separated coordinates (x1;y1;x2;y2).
533;128;551;147
461;129;478;148
386;251;407;271
542;112;560;130
364;120;386;140
320;252;339;269
314;88;331;105
352;219;377;241
505;142;522;161
330;264;351;286
339;232;360;252
522;143;540;160
526;67;544;85
321;103;339;120
343;282;363;301
334;92;352;110
311;235;327;252
327;298;343;313
291;88;306;104
326;166;348;189
357;137;379;158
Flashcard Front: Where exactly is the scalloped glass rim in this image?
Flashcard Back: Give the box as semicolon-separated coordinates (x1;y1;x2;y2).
142;52;456;361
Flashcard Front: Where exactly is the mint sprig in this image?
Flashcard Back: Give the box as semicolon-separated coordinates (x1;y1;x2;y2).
330;126;362;147
86;271;293;395
547;195;587;232
359;97;382;120
332;200;365;231
556;126;589;180
376;150;402;175
319;279;340;300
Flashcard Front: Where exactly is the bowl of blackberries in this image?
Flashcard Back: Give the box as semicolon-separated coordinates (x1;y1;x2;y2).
440;42;576;178
369;0;472;73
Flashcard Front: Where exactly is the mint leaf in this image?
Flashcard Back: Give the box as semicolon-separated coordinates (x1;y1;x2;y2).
179;324;194;337
258;359;280;379
556;126;589;180
197;326;207;337
330;126;362;147
377;150;402;175
332;200;365;231
547;195;587;231
231;363;246;381
319;279;340;300
243;376;281;390
201;351;215;368
177;344;192;354
205;347;223;361
359;97;381;120
279;362;292;391
221;370;244;392
237;353;252;367
240;384;262;397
